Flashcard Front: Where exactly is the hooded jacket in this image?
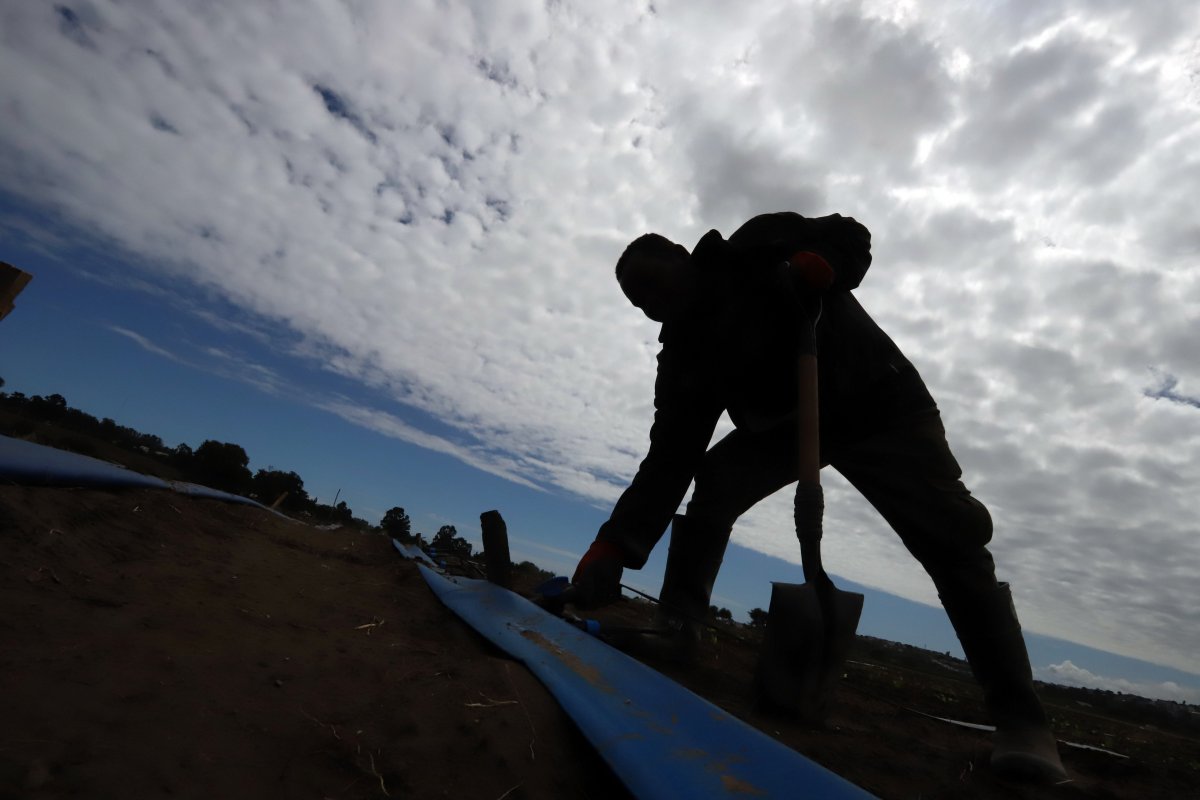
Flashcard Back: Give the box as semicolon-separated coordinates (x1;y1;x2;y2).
599;212;936;567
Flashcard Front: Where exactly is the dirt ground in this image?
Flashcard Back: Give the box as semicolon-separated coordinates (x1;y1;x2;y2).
2;485;1196;799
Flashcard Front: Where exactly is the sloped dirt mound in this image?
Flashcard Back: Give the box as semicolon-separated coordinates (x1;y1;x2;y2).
2;485;1195;799
0;487;627;799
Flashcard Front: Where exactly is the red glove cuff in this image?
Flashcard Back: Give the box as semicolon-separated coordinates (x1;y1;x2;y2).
788;251;834;291
573;539;623;582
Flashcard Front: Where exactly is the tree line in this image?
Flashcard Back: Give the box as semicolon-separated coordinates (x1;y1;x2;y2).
0;379;473;554
1;378;750;618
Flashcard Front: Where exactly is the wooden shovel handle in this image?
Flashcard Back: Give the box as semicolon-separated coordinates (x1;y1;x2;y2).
797;352;820;484
796;349;828;585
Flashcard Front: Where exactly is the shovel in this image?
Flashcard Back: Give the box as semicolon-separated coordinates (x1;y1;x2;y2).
755;293;864;723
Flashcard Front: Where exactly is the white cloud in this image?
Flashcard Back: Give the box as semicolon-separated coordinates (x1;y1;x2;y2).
108;325;184;363
2;0;1199;674
1036;660;1200;705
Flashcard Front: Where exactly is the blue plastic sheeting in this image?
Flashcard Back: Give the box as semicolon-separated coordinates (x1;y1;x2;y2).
391;538;440;569
419;565;876;800
1;434;171;490
0;435;270;510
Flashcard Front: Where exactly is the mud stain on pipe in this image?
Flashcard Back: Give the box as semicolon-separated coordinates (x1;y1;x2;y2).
519;628;614;693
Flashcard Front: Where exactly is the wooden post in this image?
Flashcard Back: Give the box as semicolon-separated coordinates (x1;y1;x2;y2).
479;510;512;588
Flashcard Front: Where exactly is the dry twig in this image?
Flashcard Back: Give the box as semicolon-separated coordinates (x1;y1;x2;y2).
367;751;389;797
300;709;342;741
465;693;518;708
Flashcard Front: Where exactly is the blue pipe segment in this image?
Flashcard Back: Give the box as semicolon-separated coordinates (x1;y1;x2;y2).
417;564;876;799
0;434;271;509
391;538;440;569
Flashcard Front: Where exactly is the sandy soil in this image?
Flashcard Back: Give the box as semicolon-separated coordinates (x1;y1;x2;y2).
2;485;1196;799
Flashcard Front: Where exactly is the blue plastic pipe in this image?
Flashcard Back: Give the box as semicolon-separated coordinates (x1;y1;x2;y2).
417;564;876;799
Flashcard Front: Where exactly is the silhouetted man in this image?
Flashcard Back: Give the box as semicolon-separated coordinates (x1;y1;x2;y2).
572;212;1066;783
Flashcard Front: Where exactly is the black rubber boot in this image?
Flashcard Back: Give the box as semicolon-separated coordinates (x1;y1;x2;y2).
940;582;1068;784
632;515;730;665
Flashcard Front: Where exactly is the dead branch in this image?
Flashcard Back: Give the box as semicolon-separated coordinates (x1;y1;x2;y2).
465;693;518;708
367;751;389;797
300;709;341;741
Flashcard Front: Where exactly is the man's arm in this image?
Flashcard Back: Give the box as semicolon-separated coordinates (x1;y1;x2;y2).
595;342;723;569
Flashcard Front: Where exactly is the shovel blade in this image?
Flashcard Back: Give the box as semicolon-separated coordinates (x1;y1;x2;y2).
755;581;864;723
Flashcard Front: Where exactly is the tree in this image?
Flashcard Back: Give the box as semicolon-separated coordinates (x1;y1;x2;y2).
135;432;165;453
251;468;309;510
431;524;457;548
190;440;252;495
171;442;194;472
380;507;413;540
709;605;733;622
748;607;770;628
431;524;473;560
27;393;68;422
514;560;555;586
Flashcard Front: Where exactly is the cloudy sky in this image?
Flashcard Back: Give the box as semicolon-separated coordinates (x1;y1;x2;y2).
2;1;1198;696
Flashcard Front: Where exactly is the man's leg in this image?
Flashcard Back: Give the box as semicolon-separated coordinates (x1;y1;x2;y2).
651;423;801;655
830;411;1067;782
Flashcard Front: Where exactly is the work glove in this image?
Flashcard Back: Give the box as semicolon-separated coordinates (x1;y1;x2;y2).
808;214;872;291
571;539;625;608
